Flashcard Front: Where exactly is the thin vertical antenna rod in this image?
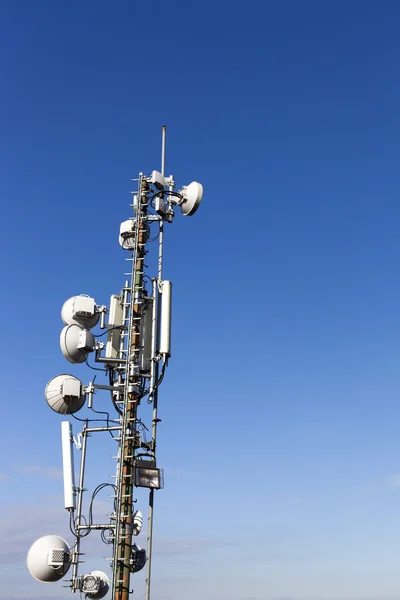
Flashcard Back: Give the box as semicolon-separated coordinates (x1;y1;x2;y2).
161;125;166;176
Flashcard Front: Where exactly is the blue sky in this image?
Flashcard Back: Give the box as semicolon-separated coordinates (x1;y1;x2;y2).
1;1;400;599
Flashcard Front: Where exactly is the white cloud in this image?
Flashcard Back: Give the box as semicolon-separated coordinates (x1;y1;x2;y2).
18;465;63;479
389;474;400;488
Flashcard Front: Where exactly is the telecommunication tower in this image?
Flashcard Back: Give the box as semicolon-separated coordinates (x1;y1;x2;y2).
26;127;203;600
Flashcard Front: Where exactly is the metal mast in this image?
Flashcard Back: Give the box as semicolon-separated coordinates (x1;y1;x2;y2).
27;127;204;600
112;177;149;600
144;125;166;600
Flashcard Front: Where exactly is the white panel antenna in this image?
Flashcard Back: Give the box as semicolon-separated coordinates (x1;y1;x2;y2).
106;294;123;359
61;421;76;510
159;281;172;357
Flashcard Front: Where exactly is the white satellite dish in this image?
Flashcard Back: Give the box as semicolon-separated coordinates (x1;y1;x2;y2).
180;181;203;216
45;374;86;414
82;570;110;599
27;534;71;583
60;324;95;364
61;296;100;330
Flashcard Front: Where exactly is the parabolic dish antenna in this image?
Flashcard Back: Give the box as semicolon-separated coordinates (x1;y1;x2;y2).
180;181;203;216
61;296;99;330
119;219;150;250
27;534;71;583
45;374;86;414
60;324;95;364
83;570;110;599
131;544;146;573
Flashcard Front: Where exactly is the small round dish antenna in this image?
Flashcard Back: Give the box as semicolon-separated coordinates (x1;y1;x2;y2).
82;570;110;599
130;544;146;573
180;182;203;216
45;374;86;414
60;324;95;364
27;535;71;583
61;296;99;330
119;220;150;250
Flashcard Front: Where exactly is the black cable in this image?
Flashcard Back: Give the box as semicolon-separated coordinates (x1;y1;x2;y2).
72;513;91;538
88;483;117;530
91;406;118;439
149;190;181;202
147;361;167;403
69;511;79;545
71;483;117;540
85;358;107;372
101;529;114;544
94;326;125;338
71;413;110;424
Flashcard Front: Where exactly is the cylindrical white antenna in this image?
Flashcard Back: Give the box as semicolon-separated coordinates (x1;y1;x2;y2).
159;281;172;357
61;421;75;510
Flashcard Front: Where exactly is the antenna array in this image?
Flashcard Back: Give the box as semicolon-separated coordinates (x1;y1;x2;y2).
26;127;203;600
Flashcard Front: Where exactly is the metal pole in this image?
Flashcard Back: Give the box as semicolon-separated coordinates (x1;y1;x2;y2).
113;178;149;600
71;421;88;588
145;126;166;600
144;279;160;600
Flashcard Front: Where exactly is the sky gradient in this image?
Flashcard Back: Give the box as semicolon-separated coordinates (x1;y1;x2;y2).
1;1;400;599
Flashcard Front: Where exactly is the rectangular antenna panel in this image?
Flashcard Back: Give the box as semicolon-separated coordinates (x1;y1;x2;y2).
61;421;75;510
140;298;154;373
106;294;123;359
159;281;172;357
155;197;166;217
150;170;166;189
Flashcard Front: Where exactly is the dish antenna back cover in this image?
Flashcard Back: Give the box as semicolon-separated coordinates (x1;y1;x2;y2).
45;374;86;414
180;182;203;216
60;324;94;364
61;296;99;330
27;534;71;582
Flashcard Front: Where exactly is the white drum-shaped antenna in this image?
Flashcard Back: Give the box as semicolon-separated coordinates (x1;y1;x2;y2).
180;182;203;216
61;296;99;330
27;534;71;583
132;510;143;536
119;219;150;250
45;374;86;414
60;324;95;364
82;570;110;599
